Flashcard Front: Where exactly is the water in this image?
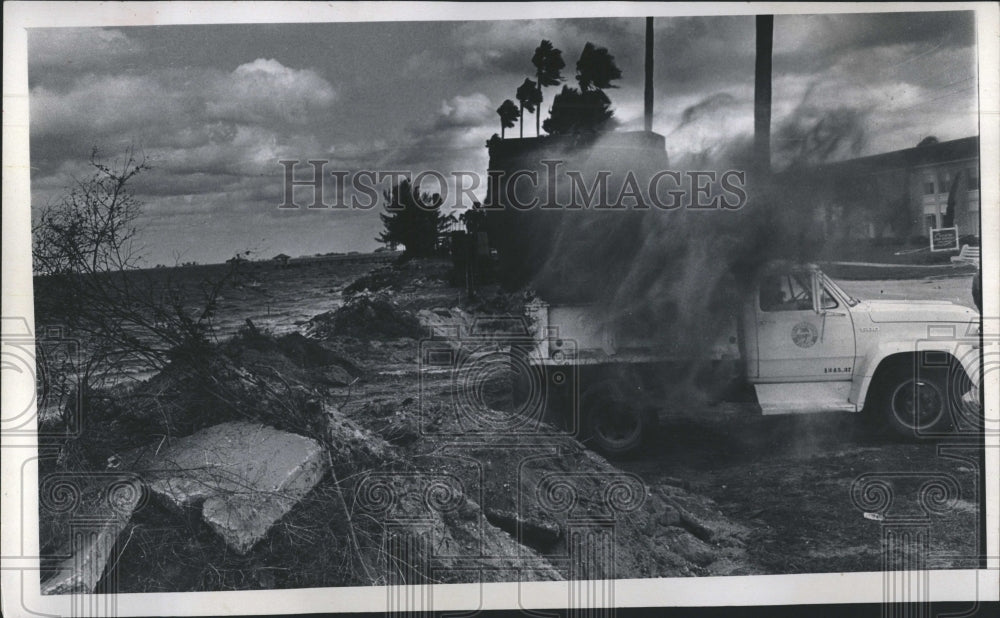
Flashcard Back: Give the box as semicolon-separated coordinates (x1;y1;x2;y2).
33;255;390;391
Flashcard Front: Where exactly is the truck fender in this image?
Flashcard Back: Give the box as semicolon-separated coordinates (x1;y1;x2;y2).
852;341;976;411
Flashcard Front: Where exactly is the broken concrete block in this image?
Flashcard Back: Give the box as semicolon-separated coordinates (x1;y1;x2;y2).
41;518;128;595
141;422;326;554
40;476;142;594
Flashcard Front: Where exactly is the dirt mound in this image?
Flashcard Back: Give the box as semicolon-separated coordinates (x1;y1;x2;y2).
326;281;751;580
304;293;423;341
343;374;749;580
224;321;363;386
346;467;564;584
343;259;451;295
413;437;747;579
342;266;399;295
40;325;371;472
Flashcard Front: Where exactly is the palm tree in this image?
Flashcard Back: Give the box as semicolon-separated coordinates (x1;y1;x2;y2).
576;42;621;91
496;99;520;139
515;78;541;138
531;40;565;136
543;86;614;135
543;42;621;135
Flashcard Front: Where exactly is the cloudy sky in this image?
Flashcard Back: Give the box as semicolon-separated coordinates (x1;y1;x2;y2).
28;9;978;266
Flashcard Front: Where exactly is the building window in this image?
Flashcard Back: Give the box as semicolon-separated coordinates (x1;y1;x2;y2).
924;178;936;195
926;215;936;232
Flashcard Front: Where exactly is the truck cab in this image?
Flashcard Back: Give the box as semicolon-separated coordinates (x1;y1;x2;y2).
523;262;982;456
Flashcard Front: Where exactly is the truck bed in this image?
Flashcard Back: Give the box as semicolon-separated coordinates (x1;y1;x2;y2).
526;299;741;366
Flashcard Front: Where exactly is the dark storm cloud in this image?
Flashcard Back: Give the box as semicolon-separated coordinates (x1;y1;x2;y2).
774;11;975;76
786;11;975;55
453;18;647;90
28;45;338;187
28;28;146;78
454;11;976;100
453;16;755;105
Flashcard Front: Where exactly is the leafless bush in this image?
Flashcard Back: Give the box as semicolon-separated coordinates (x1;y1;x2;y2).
32;146;236;394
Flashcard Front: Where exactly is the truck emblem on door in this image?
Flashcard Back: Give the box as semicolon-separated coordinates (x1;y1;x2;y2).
791;322;819;348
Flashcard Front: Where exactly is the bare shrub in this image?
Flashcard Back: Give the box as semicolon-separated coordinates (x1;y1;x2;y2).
32;147;236;394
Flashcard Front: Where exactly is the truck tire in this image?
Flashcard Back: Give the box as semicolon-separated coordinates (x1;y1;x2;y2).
870;357;954;439
582;381;655;458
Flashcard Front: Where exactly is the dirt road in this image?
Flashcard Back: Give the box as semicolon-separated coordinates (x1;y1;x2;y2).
615;402;983;574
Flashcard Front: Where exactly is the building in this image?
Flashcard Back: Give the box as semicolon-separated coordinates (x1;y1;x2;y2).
485;131;670;292
817;136;980;239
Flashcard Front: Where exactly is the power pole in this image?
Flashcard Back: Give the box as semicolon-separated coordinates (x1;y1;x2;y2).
644;17;654;132
754;15;773;175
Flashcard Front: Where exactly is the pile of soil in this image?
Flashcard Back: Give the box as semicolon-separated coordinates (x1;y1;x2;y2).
343;258;452;296
345;376;749;581
223;322;363;385
38;322;369;475
303;293;423;341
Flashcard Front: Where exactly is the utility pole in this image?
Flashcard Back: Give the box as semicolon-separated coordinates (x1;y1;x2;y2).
644;17;654;132
754;15;773;175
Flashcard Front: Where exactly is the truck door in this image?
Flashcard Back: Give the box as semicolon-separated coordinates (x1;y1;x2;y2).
754;269;856;381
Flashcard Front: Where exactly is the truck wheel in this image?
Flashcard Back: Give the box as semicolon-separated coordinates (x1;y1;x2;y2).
583;381;654;458
872;359;953;439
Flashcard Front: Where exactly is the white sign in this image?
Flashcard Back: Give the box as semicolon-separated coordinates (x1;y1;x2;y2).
930;226;960;252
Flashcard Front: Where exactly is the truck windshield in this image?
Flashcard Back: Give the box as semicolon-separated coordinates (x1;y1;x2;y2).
823;274;860;307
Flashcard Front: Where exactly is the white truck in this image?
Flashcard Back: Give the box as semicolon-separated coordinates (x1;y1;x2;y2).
521;262;982;456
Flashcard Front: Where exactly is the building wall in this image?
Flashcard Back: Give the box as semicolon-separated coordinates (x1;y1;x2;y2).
911;159;980;237
818;139;980;241
485;131;671;293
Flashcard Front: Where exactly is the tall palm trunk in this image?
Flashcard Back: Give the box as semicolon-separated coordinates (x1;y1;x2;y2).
754;15;774;175
536;81;542;136
519;102;524;138
644;17;654;132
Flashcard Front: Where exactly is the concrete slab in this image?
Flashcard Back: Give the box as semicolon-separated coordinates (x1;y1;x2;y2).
142;422;326;554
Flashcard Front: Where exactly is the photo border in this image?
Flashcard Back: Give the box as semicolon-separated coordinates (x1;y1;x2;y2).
3;2;998;615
